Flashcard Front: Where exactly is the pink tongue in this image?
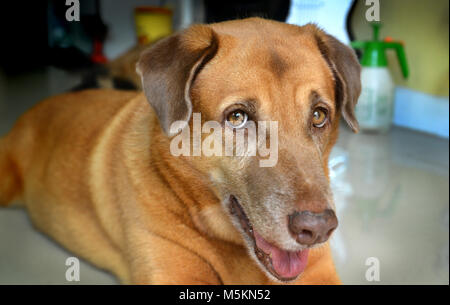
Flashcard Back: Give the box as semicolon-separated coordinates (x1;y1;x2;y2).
254;231;309;279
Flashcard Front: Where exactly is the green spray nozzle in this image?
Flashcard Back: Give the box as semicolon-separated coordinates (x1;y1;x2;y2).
351;23;409;79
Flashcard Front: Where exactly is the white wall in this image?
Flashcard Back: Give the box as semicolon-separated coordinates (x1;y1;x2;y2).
286;0;353;44
394;87;449;138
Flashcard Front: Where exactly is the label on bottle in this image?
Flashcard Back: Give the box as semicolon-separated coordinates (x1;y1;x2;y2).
356;87;393;131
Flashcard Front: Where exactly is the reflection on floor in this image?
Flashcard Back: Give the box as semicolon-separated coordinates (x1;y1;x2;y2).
0;68;448;284
330;127;448;284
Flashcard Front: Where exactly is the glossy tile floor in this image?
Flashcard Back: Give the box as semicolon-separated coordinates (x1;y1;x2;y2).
0;68;448;284
330;127;448;284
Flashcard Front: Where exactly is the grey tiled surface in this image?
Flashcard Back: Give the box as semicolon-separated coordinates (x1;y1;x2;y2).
0;68;448;284
330;127;448;284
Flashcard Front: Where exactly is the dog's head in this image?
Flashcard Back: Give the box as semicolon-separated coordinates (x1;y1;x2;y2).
137;18;361;282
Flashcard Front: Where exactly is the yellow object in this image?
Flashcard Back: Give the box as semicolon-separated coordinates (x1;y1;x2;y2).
134;7;173;45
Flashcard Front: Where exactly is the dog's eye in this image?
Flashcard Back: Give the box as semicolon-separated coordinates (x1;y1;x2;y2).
312;107;328;128
226;110;248;128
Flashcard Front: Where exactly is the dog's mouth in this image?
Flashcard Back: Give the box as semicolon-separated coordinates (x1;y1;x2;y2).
229;195;309;282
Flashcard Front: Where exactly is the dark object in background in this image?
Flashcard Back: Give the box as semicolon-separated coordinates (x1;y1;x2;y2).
347;0;361;59
0;2;48;74
47;46;93;71
81;0;108;64
204;0;291;23
48;0;108;70
0;0;108;75
71;65;137;92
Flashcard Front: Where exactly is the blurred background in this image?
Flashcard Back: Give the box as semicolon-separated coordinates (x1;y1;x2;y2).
0;0;448;284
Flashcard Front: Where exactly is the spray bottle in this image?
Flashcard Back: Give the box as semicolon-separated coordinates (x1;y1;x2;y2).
351;23;409;132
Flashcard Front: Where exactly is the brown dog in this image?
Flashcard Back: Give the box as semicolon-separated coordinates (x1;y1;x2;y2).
0;18;360;284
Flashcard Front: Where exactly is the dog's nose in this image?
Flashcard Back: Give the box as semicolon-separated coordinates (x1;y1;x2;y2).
288;209;338;246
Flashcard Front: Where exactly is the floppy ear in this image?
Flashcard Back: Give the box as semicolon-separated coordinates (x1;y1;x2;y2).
136;25;219;136
310;26;362;132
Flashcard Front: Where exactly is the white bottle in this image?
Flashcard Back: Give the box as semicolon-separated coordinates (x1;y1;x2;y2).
356;67;395;132
351;23;409;133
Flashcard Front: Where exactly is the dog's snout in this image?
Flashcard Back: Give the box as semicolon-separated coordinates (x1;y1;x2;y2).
288;209;338;246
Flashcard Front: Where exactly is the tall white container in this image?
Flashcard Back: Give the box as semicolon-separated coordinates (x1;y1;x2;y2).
351;23;409;133
356;67;395;132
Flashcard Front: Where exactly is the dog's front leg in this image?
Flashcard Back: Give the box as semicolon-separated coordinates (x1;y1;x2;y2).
126;233;222;285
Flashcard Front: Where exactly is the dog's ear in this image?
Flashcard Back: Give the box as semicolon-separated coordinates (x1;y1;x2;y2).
309;25;361;132
137;25;218;136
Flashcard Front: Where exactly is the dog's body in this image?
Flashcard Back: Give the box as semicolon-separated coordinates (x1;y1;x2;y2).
0;18;360;284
